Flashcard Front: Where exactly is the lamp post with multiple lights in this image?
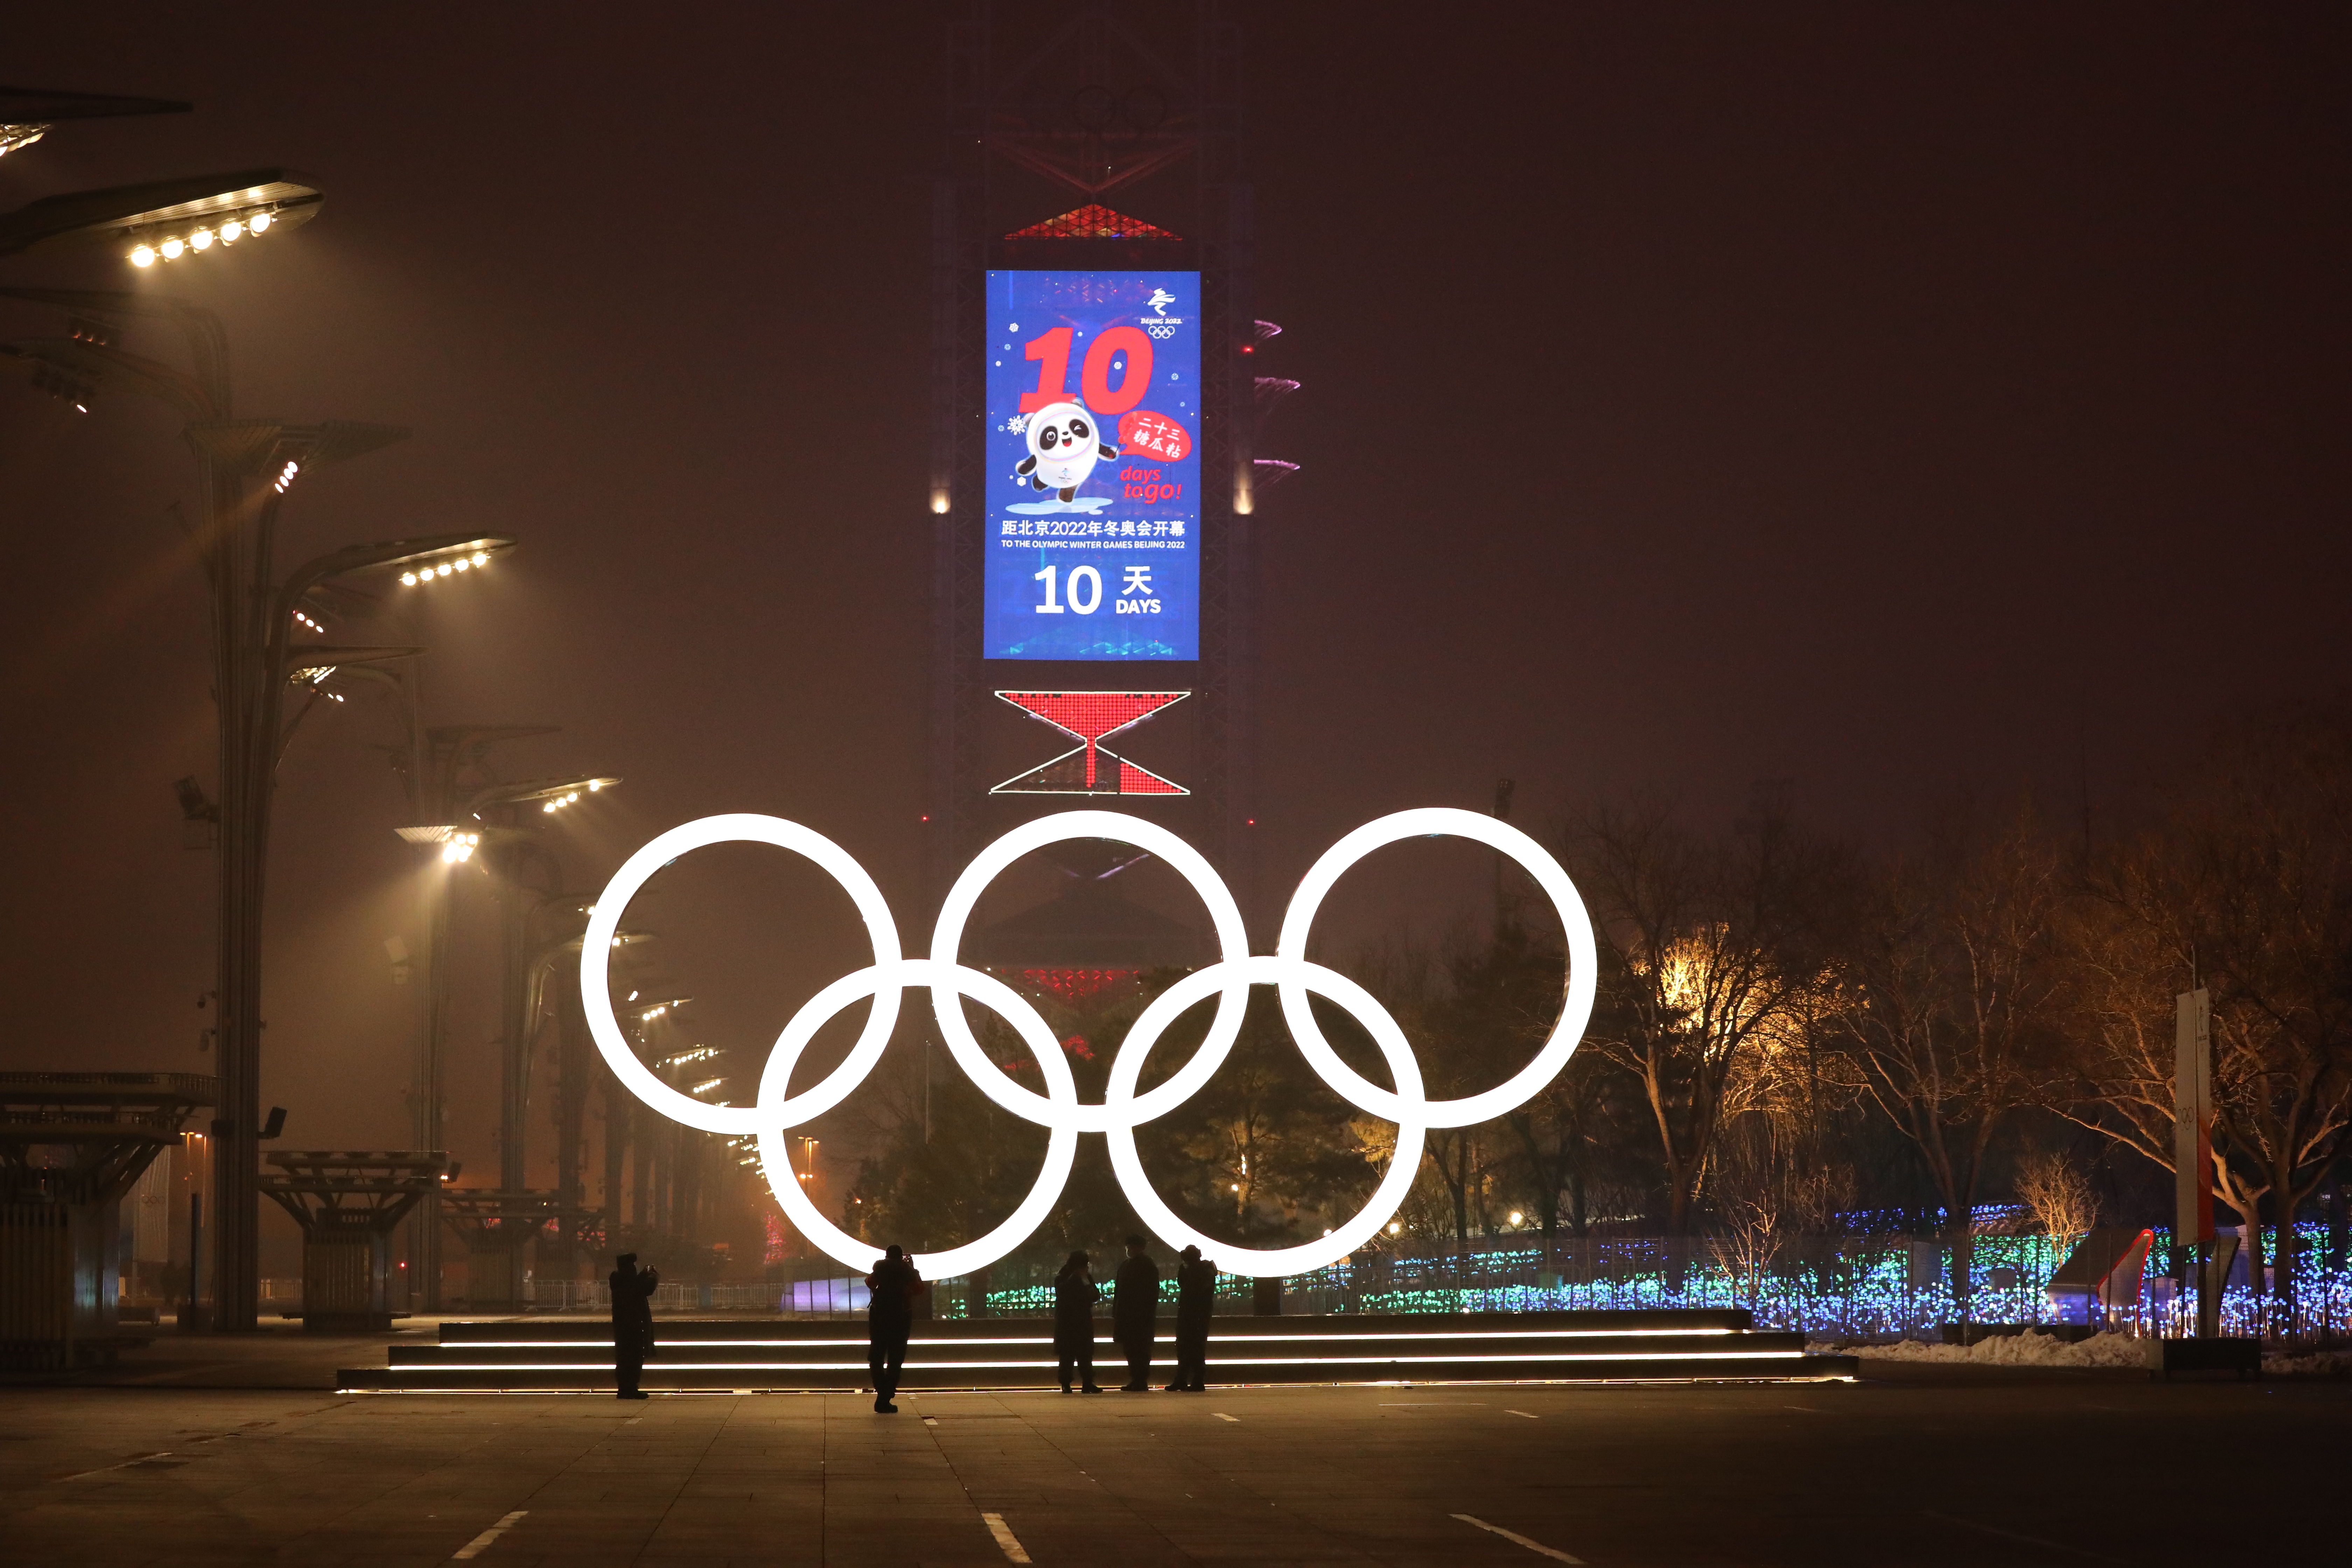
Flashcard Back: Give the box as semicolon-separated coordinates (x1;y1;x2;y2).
0;88;538;1329
389;730;620;1310
2;278;516;1330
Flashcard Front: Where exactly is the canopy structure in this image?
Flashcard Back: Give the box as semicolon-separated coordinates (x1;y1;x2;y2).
260;1151;447;1331
0;1072;216;1368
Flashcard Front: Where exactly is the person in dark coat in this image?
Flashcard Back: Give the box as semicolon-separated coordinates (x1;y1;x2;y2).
1111;1234;1161;1391
1053;1251;1104;1394
1167;1243;1216;1392
609;1252;659;1399
865;1244;924;1413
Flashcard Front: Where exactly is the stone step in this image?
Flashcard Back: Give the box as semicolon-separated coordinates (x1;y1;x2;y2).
338;1310;1855;1392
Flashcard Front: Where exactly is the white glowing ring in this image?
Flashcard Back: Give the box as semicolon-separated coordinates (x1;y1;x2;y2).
1275;807;1598;1130
583;807;1595;1278
927;810;1250;1134
1103;955;1427;1275
580;813;902;1134
757;959;1078;1278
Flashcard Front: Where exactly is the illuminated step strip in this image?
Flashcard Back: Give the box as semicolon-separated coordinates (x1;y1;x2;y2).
434;1326;1743;1350
377;1349;1808;1374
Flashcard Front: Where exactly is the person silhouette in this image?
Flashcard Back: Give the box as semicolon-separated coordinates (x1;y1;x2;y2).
865;1245;925;1413
609;1252;659;1399
1054;1251;1104;1394
1111;1235;1161;1391
1169;1243;1216;1391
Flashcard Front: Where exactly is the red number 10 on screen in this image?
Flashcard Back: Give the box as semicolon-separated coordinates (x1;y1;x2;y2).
1018;325;1157;416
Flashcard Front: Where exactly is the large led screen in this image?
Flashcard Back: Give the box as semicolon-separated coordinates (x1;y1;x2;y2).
984;270;1200;660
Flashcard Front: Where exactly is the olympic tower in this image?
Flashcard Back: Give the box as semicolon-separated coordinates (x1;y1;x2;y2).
926;2;1297;978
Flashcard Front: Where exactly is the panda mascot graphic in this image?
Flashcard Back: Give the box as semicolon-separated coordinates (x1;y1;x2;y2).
1015;400;1119;503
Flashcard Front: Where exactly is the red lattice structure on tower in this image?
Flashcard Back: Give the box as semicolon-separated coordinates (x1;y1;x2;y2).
1006;204;1183;241
992;691;1189;796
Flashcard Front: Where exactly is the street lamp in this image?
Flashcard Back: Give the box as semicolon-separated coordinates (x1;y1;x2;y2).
2;281;521;1332
0;168;322;264
0;79;191;162
469;777;626;1206
386;735;623;1309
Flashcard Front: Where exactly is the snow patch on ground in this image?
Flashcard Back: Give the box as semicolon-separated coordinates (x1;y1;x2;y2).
1808;1334;2352;1374
1809;1332;2151;1368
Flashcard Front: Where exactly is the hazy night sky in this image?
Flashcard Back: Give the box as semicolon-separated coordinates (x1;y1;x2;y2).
2;5;2345;1253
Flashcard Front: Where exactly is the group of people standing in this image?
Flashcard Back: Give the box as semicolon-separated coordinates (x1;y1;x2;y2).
1054;1237;1216;1393
866;1236;1218;1409
609;1240;1219;1409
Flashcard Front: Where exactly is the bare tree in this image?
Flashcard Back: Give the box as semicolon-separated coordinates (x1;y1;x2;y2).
2063;705;2352;1319
2014;1148;2099;1259
1566;790;1843;1235
1838;803;2066;1309
1707;1117;1787;1304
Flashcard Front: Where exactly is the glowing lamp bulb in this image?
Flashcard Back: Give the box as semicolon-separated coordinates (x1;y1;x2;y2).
250;211;273;232
452;558;469;571
130;245;157;267
588;780;602;791
471;551;489;566
401;572;418;586
220;219;245;241
160;237;184;260
436;562;451;576
189;229;214;251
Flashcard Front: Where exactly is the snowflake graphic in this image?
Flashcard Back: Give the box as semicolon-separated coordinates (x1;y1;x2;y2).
1001;413;1029;434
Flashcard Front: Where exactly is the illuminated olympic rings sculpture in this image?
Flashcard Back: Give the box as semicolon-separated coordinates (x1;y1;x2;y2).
581;808;1597;1279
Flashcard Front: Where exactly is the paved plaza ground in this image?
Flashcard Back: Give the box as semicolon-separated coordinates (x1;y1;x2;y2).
1;1324;2343;1565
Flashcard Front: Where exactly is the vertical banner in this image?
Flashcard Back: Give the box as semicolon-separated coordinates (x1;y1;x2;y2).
2176;986;2220;1337
983;270;1200;660
2174;987;2213;1246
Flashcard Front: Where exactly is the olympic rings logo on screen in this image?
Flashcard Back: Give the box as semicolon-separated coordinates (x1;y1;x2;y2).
581;808;1597;1279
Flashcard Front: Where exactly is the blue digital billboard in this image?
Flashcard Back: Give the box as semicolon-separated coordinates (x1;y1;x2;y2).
984;270;1200;660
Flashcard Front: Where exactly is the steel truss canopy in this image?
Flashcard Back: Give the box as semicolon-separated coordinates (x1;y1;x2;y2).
261;1150;447;1205
0;1071;217;1204
0;168;321;257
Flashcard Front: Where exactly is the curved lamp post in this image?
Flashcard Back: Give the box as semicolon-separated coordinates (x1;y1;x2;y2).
2;283;515;1330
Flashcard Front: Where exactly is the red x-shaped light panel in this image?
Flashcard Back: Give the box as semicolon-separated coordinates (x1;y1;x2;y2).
992;691;1189;795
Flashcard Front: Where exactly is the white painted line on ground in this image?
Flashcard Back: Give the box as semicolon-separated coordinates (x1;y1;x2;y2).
1921;1510;2123;1564
1454;1512;1585;1564
981;1511;1032;1563
59;1451;173;1480
1506;1409;1539;1419
1214;1412;1239;1422
450;1509;528;1561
